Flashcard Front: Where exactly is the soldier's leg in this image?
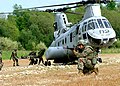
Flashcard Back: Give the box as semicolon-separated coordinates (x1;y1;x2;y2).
13;59;15;66
15;58;19;66
0;57;3;70
85;59;93;69
77;58;84;73
29;59;32;65
38;58;42;65
31;59;34;65
0;62;3;70
34;58;38;65
41;58;44;65
93;67;99;75
93;63;99;75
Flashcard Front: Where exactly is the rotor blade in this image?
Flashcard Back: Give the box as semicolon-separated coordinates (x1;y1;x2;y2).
0;12;12;14
19;0;115;10
1;0;118;14
65;11;83;15
22;1;82;10
44;5;83;13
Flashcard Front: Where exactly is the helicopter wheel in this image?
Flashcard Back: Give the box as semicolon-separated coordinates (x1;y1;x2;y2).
44;61;51;66
48;61;51;66
44;61;48;66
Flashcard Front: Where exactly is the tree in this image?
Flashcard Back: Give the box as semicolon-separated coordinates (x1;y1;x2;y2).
67;6;84;24
106;1;116;10
19;29;37;50
0;18;20;41
102;8;120;38
17;11;54;49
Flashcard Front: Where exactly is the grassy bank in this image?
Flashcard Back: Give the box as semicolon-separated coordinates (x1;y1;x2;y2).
101;48;120;54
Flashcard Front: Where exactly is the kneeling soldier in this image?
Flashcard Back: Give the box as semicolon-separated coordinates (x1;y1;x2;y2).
73;40;98;75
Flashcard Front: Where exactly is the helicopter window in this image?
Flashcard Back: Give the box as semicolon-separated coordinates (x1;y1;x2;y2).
85;24;87;29
76;25;79;34
88;22;95;30
63;18;66;24
62;40;64;44
84;22;87;25
88;19;97;30
94;22;99;28
102;19;111;28
97;19;104;28
82;26;84;32
83;33;87;39
58;42;60;46
70;33;72;42
65;38;67;44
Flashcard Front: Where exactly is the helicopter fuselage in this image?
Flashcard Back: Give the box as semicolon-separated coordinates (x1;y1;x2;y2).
45;4;116;63
46;16;116;63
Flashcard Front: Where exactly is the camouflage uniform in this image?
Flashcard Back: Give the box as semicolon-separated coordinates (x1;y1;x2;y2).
10;49;19;66
76;46;97;70
29;51;37;65
37;48;45;65
0;51;3;70
73;41;98;74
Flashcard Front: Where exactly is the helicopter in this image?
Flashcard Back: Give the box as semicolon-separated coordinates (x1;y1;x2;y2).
43;0;116;66
0;0;117;66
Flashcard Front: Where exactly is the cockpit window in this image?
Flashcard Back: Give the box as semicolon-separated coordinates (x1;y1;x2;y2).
88;22;94;30
97;19;104;28
102;19;112;28
88;19;98;30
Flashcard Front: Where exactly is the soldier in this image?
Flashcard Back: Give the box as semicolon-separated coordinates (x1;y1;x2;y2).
10;49;19;66
0;50;3;70
73;40;98;75
37;48;45;65
28;51;36;65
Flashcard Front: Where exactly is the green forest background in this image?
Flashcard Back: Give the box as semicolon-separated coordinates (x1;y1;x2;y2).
0;2;120;51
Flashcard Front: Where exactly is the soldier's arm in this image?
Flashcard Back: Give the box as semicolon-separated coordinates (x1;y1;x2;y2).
73;49;85;58
73;49;78;55
81;47;94;58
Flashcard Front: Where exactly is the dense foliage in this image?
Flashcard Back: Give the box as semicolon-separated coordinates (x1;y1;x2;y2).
0;3;120;50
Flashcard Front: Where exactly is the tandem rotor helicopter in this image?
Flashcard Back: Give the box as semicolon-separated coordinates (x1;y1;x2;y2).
0;0;117;65
44;0;116;65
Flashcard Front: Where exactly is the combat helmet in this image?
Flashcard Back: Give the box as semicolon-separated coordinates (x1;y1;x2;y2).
77;40;86;46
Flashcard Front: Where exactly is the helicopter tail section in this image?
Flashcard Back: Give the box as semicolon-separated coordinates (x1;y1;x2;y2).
53;12;72;39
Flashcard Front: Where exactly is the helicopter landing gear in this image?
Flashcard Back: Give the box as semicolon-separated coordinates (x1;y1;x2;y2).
44;60;51;66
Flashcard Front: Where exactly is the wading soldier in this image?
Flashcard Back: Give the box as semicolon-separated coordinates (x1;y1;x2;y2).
0;50;3;70
73;40;98;75
10;49;19;66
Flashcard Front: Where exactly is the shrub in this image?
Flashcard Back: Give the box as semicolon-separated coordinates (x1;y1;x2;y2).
0;37;23;50
111;39;120;48
35;41;47;50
